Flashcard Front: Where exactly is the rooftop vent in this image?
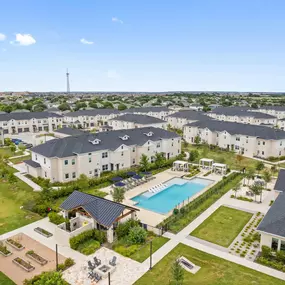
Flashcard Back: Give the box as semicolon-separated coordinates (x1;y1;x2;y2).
119;135;130;141
144;131;154;137
89;138;101;145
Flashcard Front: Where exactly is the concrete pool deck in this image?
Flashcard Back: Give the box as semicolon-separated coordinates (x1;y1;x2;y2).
103;169;223;227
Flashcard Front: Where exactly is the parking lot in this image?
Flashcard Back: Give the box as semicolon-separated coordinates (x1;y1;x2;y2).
6;133;57;146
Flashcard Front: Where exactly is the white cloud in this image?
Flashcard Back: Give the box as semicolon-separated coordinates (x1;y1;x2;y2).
80;38;94;45
0;33;6;41
10;33;36;46
112;17;123;24
107;70;120;79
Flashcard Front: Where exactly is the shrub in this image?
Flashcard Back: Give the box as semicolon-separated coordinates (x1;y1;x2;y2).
69;229;95;250
127;226;147;244
261;245;272;259
48;212;66;225
114;244;139;257
79;240;100;255
24;271;68;285
173;208;179;215
115;219;140;239
276;251;285;263
93;229;107;244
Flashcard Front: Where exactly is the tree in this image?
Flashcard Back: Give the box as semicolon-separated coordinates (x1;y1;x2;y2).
171;259;184;285
263;170;272;189
139;154;150;171
154;152;166;168
194;135;201;145
10;144;16;153
58;103;71;111
256;161;265;173
18;143;26;152
117;103;127;111
245;168;255;185
249;184;263;202
76;174;89;190
232;182;241;198
188;150;199;162
111;187;125;203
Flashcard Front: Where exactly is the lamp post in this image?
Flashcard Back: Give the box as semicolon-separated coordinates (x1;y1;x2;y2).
149;241;153;270
56;244;59;271
108;272;111;285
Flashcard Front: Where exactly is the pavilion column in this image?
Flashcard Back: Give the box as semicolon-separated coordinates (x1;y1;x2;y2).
107;226;114;243
131;211;135;219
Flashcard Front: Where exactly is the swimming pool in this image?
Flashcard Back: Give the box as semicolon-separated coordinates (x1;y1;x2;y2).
131;177;213;214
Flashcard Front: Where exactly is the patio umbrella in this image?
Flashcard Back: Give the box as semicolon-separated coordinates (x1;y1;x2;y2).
126;171;137;176
141;171;152;176
111;176;123;182
133;174;142;180
114;182;126;187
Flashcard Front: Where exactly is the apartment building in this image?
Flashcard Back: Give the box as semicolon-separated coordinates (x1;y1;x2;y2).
0;112;64;135
123;107;174;120
25;127;181;182
166;110;211;129
183;120;285;159
109;114;167;130
64;109;120;128
208;107;277;126
250;106;285;119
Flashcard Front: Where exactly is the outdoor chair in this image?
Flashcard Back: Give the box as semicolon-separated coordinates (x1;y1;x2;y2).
109;256;117;266
88;260;95;270
93;256;101;266
94;273;102;282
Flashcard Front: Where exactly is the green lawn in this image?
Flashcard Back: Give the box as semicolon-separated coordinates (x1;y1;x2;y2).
9;154;31;164
0;167;41;234
0;272;16;285
185;144;259;171
134;244;285;285
0;147;15;158
190;206;252;247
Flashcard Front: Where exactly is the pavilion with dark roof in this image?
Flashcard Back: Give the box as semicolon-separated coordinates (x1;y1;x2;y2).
58;191;139;243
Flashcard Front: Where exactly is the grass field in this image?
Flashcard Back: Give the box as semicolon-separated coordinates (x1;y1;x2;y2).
0;147;15;158
134;244;285;285
9;154;31;164
0;272;16;285
0;167;41;234
185;144;259;171
190;206;252;247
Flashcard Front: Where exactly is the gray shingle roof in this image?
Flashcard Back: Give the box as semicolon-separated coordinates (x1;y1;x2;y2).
111;114;166;124
166;110;211;121
24;159;41;168
124;107;170;113
186;120;285;140
257;193;285;237
31;127;180;158
0;112;62;122
210;107;276;119
259;106;285;111
60;191;138;228
55;127;87;136
65;109;120;117
274;169;285;192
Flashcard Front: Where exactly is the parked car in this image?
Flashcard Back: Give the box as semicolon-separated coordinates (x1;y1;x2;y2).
24;143;33;149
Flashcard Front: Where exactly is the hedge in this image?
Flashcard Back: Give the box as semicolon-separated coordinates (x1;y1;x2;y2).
69;229;106;250
48;212;66;225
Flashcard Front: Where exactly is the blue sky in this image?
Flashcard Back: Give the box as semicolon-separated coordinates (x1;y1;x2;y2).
0;0;285;92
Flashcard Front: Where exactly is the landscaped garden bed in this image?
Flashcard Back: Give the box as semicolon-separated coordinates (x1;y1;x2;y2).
229;212;263;260
34;227;53;237
0;243;12;257
190;206;253;247
13;257;35;272
184;167;200;178
26;250;48;265
134;243;285;285
6;239;24;250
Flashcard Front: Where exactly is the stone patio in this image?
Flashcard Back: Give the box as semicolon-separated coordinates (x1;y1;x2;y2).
63;247;148;285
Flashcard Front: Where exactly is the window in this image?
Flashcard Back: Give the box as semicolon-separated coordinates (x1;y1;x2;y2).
272;238;279;251
236;137;240;141
72;159;75;165
102;164;108;171
65;173;69;179
148;147;150;151
121;152;124;156
151;156;155;163
64;160;68;165
258;141;260;145
263;142;265;145
171;143;174;146
157;143;160;148
89;157;92;163
280;141;283;146
89;171;92;174
262;151;264;155
35;155;37;160
72;172;76;179
132;159;135;164
132;148;135;152
102;152;108;158
44;171;47;178
281;240;285;252
121;145;124;149
44;158;46;164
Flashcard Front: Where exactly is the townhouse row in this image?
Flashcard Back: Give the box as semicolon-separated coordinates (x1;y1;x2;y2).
25;127;181;182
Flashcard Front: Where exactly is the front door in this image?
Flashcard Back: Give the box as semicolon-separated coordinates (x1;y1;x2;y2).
110;164;114;171
116;164;120;171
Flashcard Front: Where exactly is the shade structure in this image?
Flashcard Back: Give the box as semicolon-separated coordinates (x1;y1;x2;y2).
114;182;126;187
126;171;136;176
133;174;142;180
111;176;123;182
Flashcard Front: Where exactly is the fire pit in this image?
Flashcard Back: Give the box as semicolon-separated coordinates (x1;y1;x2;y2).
94;264;116;279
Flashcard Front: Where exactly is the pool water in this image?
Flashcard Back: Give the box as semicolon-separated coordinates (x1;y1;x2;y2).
131;177;213;214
